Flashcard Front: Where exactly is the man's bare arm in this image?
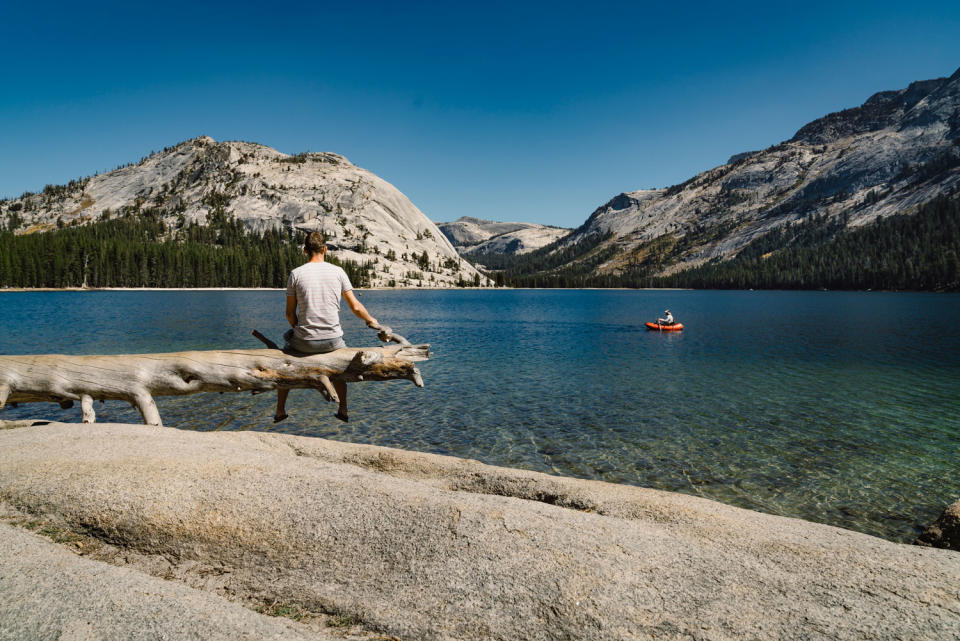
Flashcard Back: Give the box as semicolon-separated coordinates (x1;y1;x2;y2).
285;296;298;327
342;290;378;328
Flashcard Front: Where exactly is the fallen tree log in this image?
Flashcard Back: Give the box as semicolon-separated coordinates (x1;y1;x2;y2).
0;330;429;428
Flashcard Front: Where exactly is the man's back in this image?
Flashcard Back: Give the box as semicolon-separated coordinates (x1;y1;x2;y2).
286;262;352;340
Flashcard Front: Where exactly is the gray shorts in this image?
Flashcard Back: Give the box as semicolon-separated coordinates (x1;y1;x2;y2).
283;329;347;355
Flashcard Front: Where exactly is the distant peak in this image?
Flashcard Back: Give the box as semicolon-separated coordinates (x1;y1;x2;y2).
790;70;956;144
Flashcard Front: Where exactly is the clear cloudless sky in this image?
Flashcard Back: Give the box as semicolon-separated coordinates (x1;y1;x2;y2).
1;0;959;227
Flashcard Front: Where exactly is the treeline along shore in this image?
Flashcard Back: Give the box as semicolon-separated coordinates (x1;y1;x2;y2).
1;195;959;291
0;207;376;289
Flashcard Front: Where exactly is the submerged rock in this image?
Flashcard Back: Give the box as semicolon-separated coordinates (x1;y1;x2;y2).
917;499;960;551
0;421;959;641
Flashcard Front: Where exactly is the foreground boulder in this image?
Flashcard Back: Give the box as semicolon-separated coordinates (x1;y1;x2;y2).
1;422;958;641
918;499;960;551
0;522;333;641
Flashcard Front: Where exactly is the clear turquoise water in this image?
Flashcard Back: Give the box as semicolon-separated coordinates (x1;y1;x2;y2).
1;289;958;542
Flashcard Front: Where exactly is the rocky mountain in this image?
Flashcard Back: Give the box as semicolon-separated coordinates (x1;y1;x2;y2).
0;137;490;288
537;67;960;279
437;217;570;255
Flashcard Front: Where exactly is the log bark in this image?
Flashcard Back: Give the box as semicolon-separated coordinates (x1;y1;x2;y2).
0;334;429;427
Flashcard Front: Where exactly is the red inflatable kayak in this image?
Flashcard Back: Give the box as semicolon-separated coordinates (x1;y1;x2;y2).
645;322;683;331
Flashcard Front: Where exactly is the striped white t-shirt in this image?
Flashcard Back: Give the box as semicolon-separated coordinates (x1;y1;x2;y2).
286;262;353;340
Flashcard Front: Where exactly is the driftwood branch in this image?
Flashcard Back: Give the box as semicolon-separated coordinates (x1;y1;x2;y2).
0;332;429;428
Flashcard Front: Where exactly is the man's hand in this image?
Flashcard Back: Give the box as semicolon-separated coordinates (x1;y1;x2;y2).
366;318;380;330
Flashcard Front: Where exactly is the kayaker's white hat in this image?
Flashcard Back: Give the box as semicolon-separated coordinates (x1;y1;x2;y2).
665;309;670;313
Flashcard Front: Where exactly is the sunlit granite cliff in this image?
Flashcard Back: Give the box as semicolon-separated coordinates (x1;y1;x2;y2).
1;137;490;287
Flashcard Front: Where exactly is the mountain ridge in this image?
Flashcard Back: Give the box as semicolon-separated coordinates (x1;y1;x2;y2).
4;66;960;290
511;67;960;283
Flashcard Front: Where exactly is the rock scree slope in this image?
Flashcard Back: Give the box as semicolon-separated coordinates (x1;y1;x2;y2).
0;421;958;641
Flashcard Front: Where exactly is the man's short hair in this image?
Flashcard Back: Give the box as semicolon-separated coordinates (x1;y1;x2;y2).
304;232;327;255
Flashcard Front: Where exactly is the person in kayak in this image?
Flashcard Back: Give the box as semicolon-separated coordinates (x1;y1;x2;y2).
274;231;379;424
657;309;675;326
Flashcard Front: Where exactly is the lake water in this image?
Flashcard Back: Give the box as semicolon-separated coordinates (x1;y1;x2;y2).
1;289;958;542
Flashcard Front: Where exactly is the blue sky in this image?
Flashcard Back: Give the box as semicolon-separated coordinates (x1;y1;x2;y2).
1;1;959;228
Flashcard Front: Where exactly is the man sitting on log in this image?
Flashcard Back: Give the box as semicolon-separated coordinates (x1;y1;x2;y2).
275;231;379;423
